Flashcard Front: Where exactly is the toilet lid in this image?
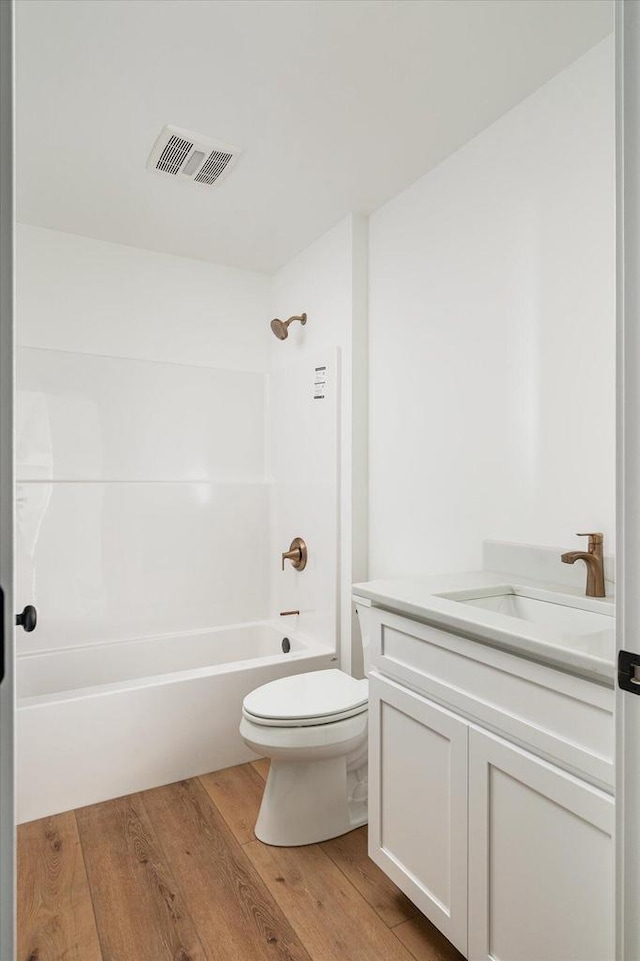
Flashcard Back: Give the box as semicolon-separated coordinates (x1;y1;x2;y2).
243;669;368;724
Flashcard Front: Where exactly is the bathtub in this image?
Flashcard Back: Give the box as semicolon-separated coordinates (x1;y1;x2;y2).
17;621;336;823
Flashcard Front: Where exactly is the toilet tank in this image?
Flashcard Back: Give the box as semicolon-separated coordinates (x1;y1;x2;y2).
352;594;373;675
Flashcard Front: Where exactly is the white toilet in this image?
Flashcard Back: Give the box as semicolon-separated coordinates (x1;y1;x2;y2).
239;597;371;846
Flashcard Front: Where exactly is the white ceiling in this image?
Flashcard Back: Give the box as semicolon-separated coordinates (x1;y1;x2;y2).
16;0;613;274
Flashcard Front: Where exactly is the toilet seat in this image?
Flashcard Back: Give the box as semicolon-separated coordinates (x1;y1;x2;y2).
242;669;368;728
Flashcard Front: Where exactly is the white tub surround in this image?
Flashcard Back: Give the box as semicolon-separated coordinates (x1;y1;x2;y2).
270;215;368;676
17;347;268;483
15;346;272;653
17;623;335;823
353;571;614;684
268;348;341;654
16;221;362;666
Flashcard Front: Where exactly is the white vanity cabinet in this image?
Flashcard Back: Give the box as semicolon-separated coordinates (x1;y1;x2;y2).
468;727;614;961
368;676;469;952
367;607;615;961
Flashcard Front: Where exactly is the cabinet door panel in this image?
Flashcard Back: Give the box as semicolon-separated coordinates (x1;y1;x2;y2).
468;727;614;961
369;673;468;955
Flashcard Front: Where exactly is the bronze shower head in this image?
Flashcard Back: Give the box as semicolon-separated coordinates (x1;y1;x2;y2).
270;312;307;340
270;318;288;340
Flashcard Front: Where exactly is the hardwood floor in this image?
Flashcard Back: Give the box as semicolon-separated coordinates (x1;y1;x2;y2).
17;812;101;961
17;761;464;961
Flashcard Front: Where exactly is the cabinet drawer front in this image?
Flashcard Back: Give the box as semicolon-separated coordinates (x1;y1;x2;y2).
371;609;614;789
368;674;468;955
468;727;614;961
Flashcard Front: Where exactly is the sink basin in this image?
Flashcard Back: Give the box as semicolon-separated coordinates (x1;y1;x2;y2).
437;586;614;636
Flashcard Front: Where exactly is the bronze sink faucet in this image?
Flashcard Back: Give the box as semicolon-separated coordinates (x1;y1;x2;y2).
560;533;606;597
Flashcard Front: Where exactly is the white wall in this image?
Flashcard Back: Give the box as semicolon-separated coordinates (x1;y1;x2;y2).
17;225;269;371
15;225;272;652
269;215;369;672
369;38;615;579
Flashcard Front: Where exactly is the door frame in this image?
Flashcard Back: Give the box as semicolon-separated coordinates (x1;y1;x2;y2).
0;0;15;957
0;2;637;958
616;2;640;958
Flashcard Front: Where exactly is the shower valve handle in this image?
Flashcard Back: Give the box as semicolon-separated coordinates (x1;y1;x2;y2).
281;538;308;572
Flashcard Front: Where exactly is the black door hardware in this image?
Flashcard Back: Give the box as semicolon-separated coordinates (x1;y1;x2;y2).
618;649;640;694
15;604;37;633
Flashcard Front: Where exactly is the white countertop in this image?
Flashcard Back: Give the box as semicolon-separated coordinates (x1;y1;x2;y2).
353;570;616;685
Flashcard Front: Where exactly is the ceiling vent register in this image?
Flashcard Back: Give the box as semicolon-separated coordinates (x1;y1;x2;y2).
146;125;241;188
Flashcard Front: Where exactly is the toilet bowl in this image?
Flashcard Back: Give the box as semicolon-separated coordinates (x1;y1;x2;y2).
239;597;372;846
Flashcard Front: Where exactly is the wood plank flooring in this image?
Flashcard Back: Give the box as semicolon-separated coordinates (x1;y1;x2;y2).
17;811;101;961
18;761;464;961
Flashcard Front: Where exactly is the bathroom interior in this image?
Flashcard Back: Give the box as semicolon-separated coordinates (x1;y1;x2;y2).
11;1;619;959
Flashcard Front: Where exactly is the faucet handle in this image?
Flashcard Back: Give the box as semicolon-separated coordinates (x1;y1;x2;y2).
281;537;308;572
576;532;603;550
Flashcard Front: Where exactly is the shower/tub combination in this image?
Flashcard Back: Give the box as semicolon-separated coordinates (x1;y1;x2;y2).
17;621;334;822
15;296;341;823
